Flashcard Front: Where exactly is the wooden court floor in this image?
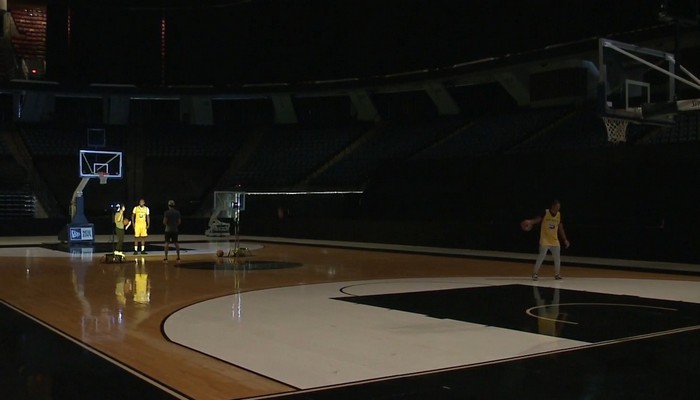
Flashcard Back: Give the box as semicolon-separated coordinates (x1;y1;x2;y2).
1;237;699;399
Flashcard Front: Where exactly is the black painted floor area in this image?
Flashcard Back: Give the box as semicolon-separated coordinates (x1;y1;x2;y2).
336;284;700;342
0;302;180;400
273;284;700;399
271;327;700;399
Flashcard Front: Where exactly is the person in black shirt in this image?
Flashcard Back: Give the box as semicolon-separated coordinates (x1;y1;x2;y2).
163;200;181;262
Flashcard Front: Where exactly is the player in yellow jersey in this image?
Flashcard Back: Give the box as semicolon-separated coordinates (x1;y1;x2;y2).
524;199;570;281
132;198;150;255
134;259;150;305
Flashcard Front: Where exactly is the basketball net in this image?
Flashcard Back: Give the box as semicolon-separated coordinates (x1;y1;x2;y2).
602;117;628;143
97;172;108;185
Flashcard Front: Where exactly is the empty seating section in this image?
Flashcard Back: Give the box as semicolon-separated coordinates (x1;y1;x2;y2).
142;156;228;215
10;101;700;218
141;125;250;214
17;125;126;215
0;192;35;219
9;7;46;65
20;126;86;155
639;111;700;144
144;125;243;157
0;139;27;190
226;124;368;189
20;124;126;154
310;117;468;187
416;108;570;160
508;106;612;153
0;155;26;190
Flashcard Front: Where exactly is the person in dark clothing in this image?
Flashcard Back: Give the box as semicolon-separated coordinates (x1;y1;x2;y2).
163;200;181;262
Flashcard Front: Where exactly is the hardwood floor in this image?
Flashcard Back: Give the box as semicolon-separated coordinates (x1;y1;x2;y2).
1;238;698;399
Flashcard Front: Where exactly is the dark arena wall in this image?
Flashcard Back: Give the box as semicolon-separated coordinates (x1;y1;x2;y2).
47;0;664;85
2;108;700;265
232;143;700;265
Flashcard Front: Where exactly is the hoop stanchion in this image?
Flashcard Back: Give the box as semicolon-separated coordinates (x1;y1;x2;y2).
602;117;629;143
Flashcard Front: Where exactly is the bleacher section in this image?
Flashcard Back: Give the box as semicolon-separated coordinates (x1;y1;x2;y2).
414;107;571;160
310;117;468;188
0;192;35;219
16;104;700;218
142;125;251;215
20;124;127;154
8;6;46;77
214;104;700;191
509;105;661;152
0;132;28;190
6;99;700;263
18;124;127;216
223;124;369;189
21;126;85;156
639;111;700;144
144;125;242;157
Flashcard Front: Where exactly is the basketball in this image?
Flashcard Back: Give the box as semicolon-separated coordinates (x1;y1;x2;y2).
216;249;224;257
123;218;130;225
520;219;533;231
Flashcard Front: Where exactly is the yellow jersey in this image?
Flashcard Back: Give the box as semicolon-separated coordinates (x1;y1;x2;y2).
539;209;561;246
132;205;150;226
134;272;150;304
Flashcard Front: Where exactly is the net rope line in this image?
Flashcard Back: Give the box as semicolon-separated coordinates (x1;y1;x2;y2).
602;116;628;143
97;172;108;185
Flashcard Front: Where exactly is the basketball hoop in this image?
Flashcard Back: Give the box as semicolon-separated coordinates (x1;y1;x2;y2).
97;172;108;185
602;116;629;143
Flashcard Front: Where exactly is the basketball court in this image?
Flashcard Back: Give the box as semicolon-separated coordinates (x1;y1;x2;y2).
3;36;700;399
1;233;699;399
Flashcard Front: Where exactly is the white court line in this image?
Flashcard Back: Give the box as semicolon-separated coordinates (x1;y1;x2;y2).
525;303;679;326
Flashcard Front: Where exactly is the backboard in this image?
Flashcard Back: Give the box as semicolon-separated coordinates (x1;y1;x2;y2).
213;191;246;218
79;150;123;179
598;38;677;125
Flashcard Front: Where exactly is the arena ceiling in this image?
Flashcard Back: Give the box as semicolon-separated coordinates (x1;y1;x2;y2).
23;1;700;84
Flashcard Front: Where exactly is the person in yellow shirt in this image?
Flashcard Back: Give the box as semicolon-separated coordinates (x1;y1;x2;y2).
525;199;570;281
132;198;150;255
134;259;150;305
